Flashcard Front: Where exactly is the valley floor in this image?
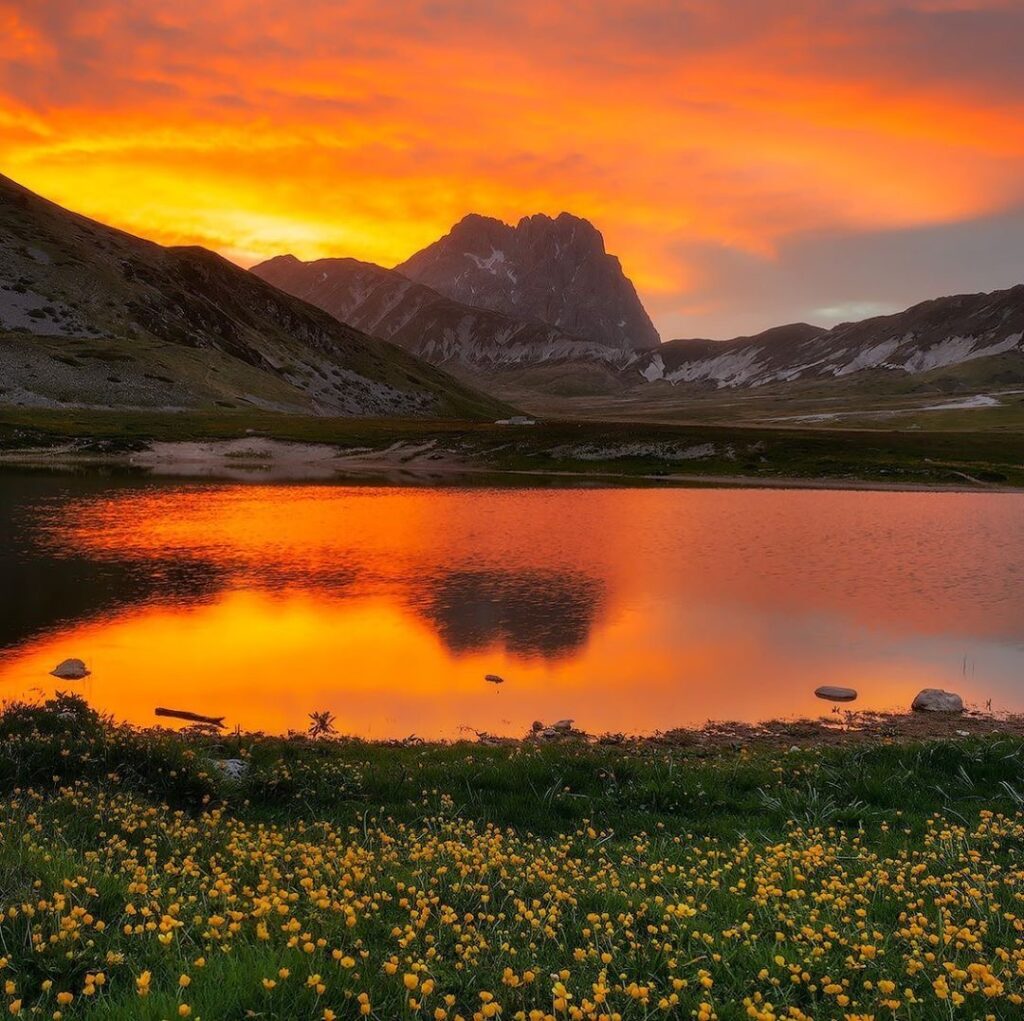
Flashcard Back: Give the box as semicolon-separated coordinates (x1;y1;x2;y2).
2;695;1024;1020
1;405;1023;489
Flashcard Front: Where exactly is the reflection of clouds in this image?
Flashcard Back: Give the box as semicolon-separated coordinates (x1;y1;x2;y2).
0;584;1020;738
14;483;612;662
3;478;1024;734
0;477;226;650
0;546;222;652
412;569;605;660
9;479;1024;675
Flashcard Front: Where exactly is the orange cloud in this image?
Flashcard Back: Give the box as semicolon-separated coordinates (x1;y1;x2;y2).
1;1;1023;333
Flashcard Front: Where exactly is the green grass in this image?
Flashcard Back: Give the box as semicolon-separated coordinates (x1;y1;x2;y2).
0;405;526;452
510;374;1024;433
3;695;1024;1019
2;406;1024;488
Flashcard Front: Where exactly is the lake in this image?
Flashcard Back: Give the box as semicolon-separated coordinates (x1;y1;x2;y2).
1;471;1022;737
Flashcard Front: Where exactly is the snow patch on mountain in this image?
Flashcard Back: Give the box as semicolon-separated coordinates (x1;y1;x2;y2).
665;347;767;387
901;333;1022;373
640;352;665;382
923;394;1000;411
466;248;515;282
833;338;901;376
634;287;1024;391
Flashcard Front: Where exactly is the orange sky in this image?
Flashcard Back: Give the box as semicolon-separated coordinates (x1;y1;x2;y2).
2;1;1024;336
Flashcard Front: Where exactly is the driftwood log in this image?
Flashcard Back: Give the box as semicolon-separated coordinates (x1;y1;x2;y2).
155;707;225;728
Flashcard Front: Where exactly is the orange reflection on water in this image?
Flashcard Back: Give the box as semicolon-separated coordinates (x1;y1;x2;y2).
1;483;1022;736
0;588;957;738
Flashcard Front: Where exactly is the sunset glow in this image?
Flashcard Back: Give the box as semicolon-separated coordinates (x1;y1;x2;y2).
3;1;1024;336
3;484;1021;736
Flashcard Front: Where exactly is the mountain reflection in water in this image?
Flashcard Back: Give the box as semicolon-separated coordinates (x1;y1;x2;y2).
1;473;1022;737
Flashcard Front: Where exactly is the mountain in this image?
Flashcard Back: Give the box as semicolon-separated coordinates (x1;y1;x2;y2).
637;323;827;386
252;254;630;370
0;174;508;418
394;212;660;353
636;290;1024;389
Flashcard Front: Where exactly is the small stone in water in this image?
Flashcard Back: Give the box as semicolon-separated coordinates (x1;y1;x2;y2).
484;674;504;684
50;658;90;680
814;686;857;702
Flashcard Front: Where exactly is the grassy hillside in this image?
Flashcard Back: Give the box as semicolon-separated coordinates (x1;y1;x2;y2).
0;174;510;420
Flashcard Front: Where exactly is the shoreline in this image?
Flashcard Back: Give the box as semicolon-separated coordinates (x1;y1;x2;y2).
8;699;1017;750
1;437;1022;492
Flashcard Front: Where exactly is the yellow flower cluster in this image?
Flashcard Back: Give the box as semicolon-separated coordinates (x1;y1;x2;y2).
1;786;1023;1019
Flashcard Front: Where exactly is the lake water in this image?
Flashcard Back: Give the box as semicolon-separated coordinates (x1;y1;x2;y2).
1;472;1023;737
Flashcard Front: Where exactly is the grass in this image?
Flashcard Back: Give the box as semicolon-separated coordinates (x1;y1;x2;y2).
510;371;1024;434
2;406;1024;488
3;694;1024;1018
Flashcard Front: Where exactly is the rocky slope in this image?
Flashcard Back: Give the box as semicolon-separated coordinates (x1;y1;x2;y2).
637;290;1024;389
0;174;507;418
395;212;660;354
258;211;1024;401
251;255;621;369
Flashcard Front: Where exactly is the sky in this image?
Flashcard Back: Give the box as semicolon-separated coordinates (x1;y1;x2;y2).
1;0;1023;340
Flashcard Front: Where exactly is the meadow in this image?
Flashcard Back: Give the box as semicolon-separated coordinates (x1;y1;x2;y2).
2;695;1024;1020
2;406;1024;488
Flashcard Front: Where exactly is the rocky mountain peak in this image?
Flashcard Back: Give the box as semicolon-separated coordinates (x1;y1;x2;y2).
395;211;659;352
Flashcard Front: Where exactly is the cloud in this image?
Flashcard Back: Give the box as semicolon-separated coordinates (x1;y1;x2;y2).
1;0;1022;335
655;205;1024;337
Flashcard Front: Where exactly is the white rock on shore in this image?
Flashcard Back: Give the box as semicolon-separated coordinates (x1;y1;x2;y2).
213;758;249;781
911;688;964;713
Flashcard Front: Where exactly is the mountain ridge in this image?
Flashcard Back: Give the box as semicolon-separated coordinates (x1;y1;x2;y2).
637;288;1024;389
252;253;634;371
0;173;508;419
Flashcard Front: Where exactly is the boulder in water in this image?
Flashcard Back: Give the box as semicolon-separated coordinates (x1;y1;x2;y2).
484;674;504;685
814;686;857;703
50;658;90;680
911;688;964;713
